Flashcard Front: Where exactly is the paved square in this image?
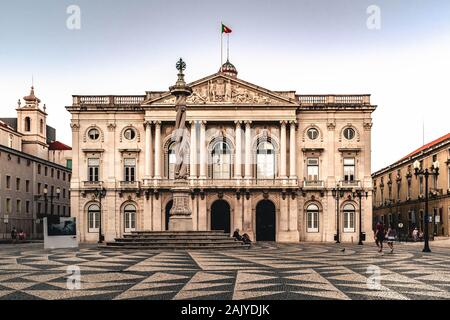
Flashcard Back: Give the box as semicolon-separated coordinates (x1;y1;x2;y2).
1;242;450;300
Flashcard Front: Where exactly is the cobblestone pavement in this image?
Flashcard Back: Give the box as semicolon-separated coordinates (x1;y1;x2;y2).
1;242;450;300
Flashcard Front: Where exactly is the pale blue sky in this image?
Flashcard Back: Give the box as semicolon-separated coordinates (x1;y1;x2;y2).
0;0;449;171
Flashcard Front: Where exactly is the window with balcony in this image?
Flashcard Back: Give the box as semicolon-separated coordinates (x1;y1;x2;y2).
306;204;319;232
343;204;355;232
256;141;275;179
343;158;355;182
307;158;319;181
124;204;136;233
212;141;231;179
87;204;100;233
124;158;136;182
88;158;100;182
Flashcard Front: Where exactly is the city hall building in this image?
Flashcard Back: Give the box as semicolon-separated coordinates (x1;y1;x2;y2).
67;61;376;243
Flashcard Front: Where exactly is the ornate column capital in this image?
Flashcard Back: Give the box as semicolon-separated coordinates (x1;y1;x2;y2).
153;120;162;126
280;120;288;126
234;120;243;126
70;123;80;132
143;121;152;129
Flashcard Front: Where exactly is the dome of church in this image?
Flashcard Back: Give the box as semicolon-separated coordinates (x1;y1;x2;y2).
220;60;238;77
23;86;41;104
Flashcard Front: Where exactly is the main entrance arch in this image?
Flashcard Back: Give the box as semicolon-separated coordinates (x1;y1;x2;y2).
165;200;173;231
210;200;231;234
256;200;276;241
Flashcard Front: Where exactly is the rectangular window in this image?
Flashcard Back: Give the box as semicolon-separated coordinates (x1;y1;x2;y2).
16;199;21;214
63;206;66;216
26;180;30;192
88;158;100;182
16;178;20;191
419;176;424;195
307;212;319;233
57;170;60;180
343;211;355;232
6;198;11;214
38;164;41;174
124;158;136;182
37;183;41;195
63;188;66;198
51;168;54;178
343;158;355;182
63;172;66;181
407;182;411;199
26;201;30;214
57;205;60;215
45;166;48;176
307;158;319;181
6;175;11;189
66;159;72;170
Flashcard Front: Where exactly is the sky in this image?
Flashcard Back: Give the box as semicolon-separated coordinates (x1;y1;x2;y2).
0;0;449;172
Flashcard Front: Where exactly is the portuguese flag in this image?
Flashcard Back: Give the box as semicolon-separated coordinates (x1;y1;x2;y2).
222;23;232;34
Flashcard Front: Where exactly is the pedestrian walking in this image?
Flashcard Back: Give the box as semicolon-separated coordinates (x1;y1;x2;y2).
374;221;385;253
386;225;397;253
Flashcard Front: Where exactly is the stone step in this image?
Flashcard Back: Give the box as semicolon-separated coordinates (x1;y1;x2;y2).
129;231;229;236
104;243;251;250
122;235;232;240
110;239;241;245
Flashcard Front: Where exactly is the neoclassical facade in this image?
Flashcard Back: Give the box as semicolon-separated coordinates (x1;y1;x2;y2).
67;62;376;243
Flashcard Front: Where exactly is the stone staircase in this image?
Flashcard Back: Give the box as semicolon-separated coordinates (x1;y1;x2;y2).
105;231;251;250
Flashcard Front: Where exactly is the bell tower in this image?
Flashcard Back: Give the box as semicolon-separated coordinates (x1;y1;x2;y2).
16;86;49;159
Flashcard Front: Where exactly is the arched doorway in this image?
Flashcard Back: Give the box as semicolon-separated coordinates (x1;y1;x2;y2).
210;200;231;234
256;200;276;241
165;200;173;231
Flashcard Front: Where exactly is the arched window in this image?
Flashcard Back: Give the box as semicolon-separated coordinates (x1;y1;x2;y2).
24;117;31;132
256;141;275;179
167;142;176;179
87;204;100;233
124;204;136;233
211;141;231;179
343;203;356;232
40;119;44;134
306;204;319;233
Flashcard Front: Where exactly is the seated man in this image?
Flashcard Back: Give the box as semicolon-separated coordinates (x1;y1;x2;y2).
232;229;243;241
242;233;252;245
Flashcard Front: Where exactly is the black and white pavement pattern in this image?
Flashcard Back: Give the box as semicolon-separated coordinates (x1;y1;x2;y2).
1;242;450;300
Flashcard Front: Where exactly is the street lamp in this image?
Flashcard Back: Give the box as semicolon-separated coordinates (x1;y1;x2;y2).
332;185;344;243
413;159;439;253
43;187;61;215
352;188;368;245
94;186;107;243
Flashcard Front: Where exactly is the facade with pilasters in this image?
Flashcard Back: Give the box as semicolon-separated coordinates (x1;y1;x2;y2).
66;62;376;243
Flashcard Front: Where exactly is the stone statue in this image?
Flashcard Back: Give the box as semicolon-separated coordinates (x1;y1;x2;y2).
170;59;193;180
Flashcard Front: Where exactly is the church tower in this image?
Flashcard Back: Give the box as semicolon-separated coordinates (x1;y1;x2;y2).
16;86;49;159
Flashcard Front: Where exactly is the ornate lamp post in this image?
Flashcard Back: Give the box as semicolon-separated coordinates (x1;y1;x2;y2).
413;159;439;253
94;186;107;243
168;58;194;231
43;187;61;215
332;185;344;243
352;188;368;245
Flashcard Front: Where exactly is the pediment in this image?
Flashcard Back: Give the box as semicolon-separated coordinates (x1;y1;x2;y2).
143;73;298;106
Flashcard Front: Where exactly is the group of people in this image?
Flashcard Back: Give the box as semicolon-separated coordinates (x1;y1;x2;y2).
232;229;252;245
374;222;397;253
10;227;26;241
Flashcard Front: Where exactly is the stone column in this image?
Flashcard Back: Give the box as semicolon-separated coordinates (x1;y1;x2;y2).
244;121;252;179
289;121;297;180
144;121;152;180
234;121;242;178
199;121;207;179
154;121;162;179
190;121;197;178
280;121;287;178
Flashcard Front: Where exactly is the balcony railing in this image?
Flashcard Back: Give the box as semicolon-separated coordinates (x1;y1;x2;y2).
83;181;103;188
339;180;361;188
120;181;140;189
302;180;324;189
298;95;370;105
73;95;145;106
144;178;297;188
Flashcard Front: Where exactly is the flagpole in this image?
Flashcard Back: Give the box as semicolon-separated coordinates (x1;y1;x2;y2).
220;23;223;72
227;33;230;61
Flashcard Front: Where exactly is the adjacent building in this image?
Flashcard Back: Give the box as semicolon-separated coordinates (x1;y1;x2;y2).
372;133;450;238
0;87;72;238
67;61;376;243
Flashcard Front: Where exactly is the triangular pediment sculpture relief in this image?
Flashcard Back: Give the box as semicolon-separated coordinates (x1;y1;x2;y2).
144;74;297;106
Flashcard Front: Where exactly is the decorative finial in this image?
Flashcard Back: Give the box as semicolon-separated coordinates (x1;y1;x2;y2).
17;99;21;108
176;58;186;73
43;104;47;112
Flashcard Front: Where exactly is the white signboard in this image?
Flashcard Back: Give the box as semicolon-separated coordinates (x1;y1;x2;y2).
44;217;79;250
